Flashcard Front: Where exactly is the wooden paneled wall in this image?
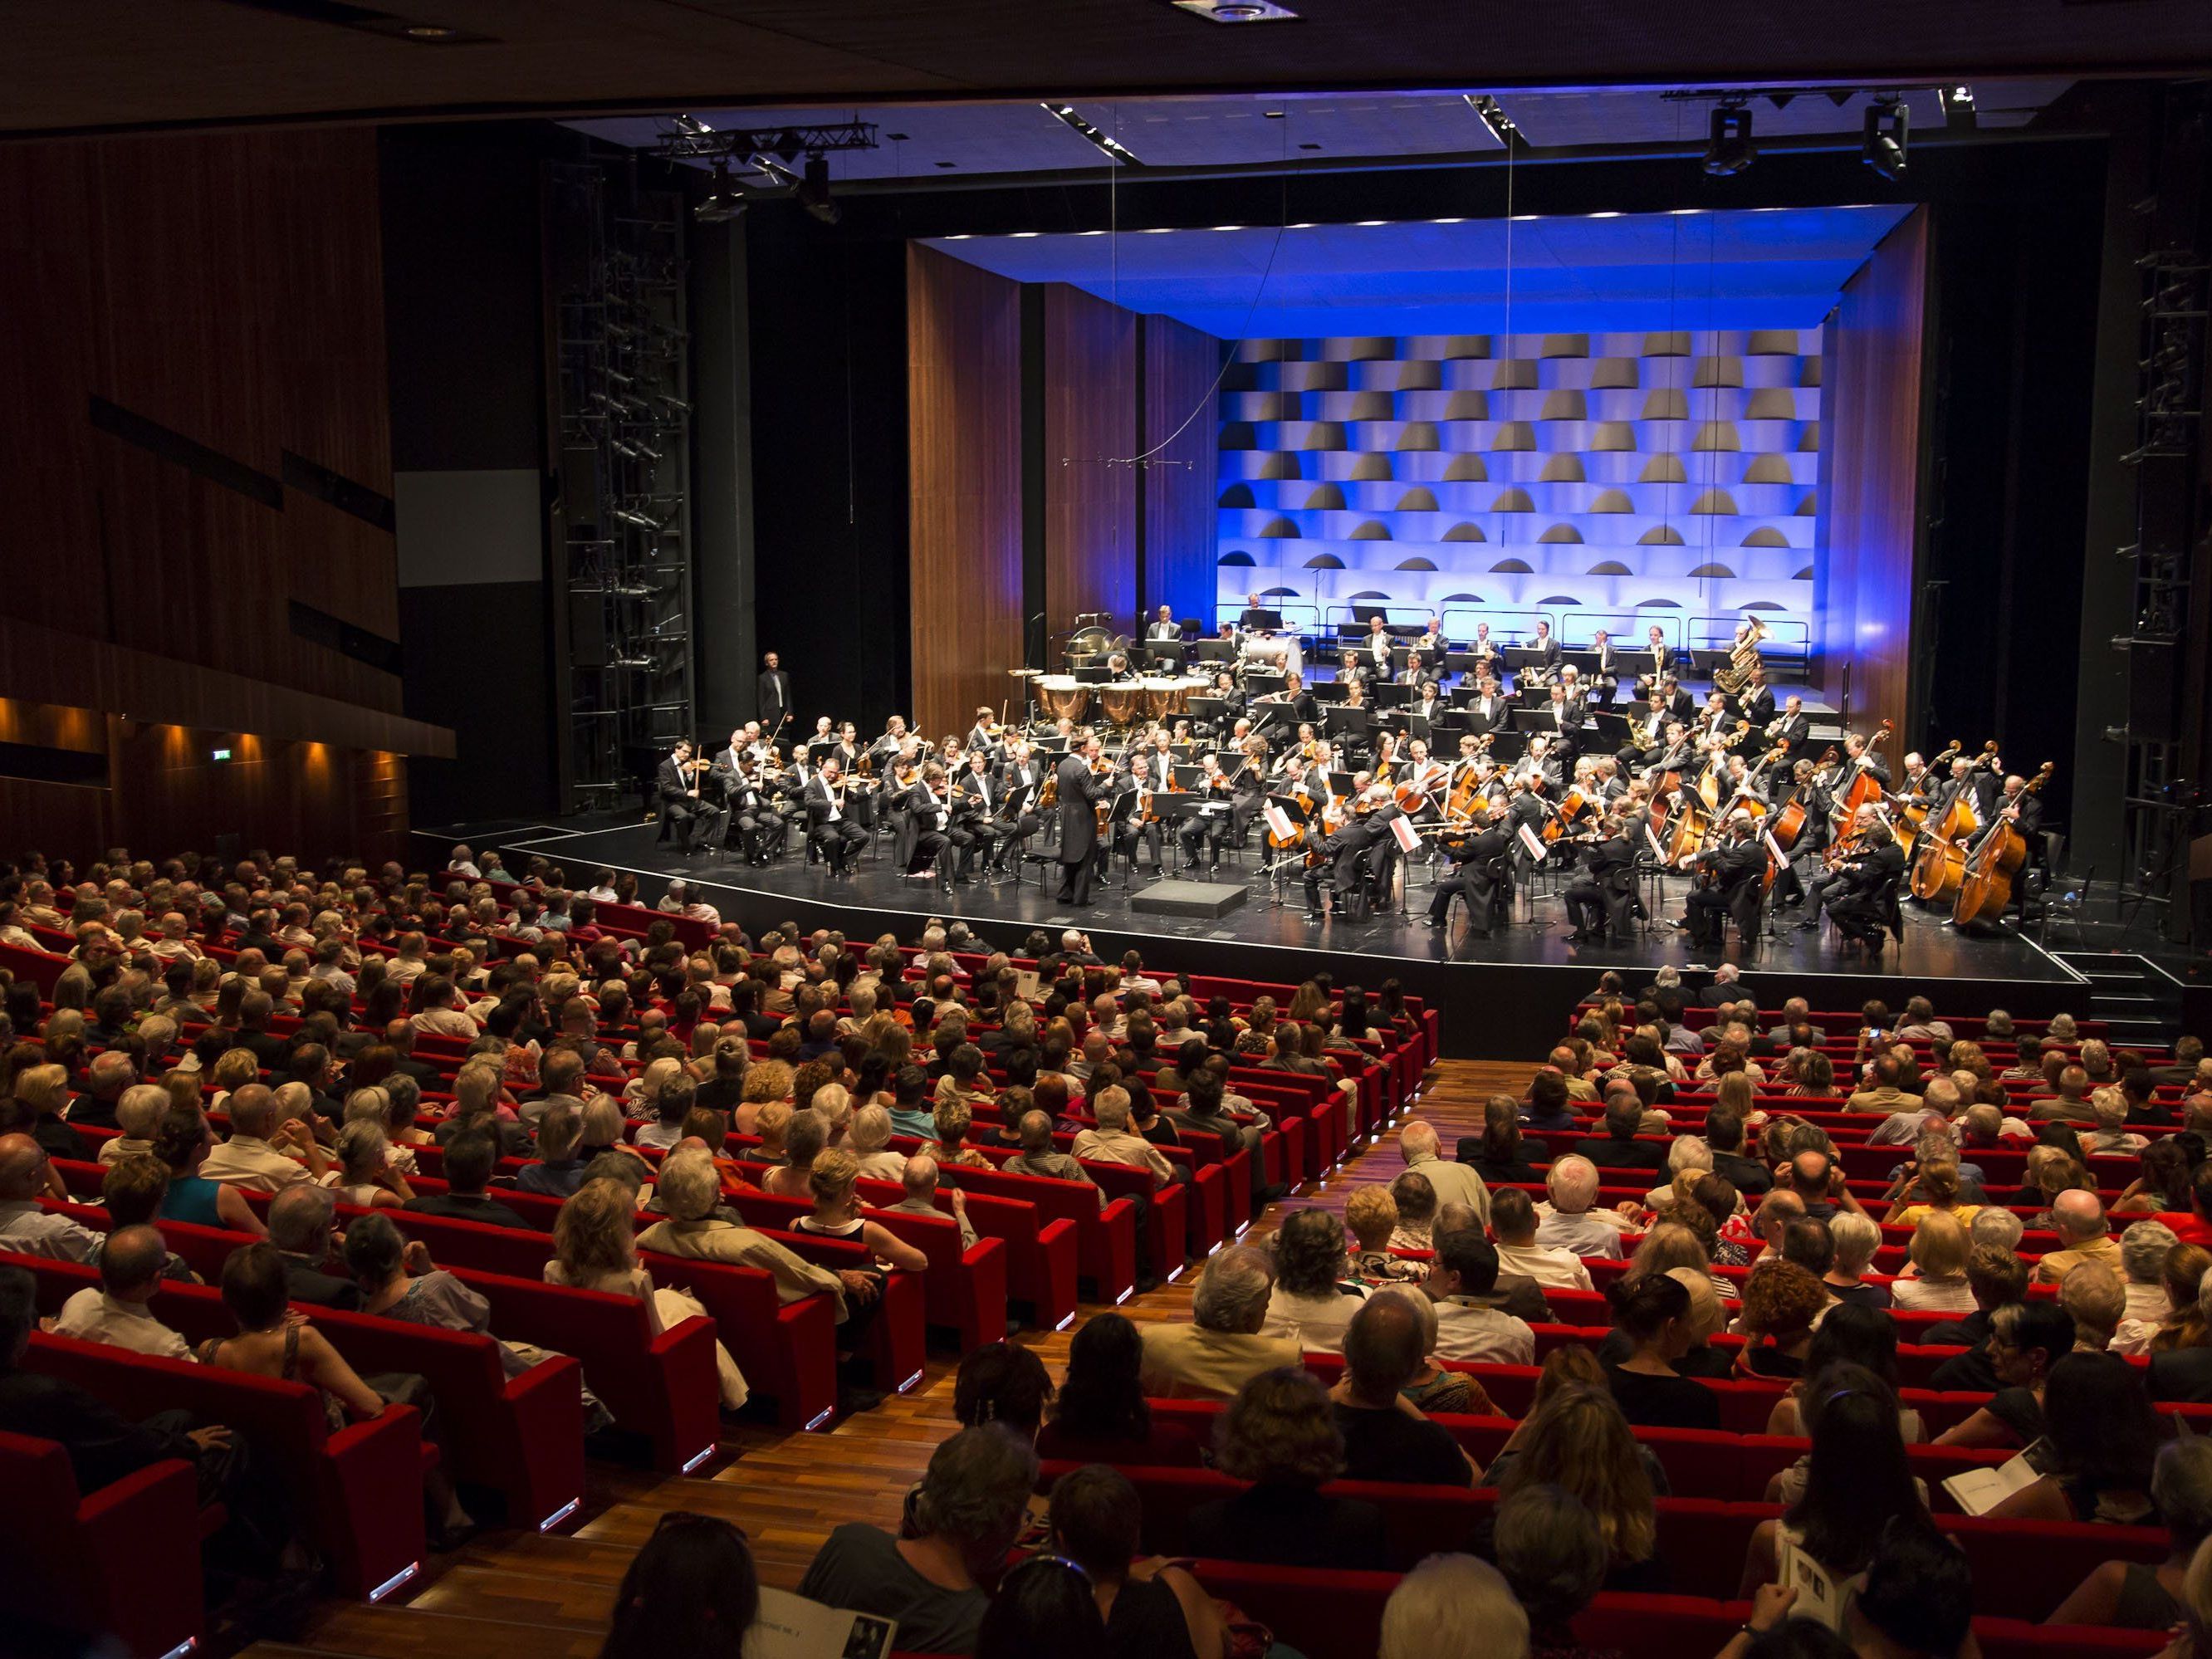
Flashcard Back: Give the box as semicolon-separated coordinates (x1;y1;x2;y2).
1821;207;1931;741
908;244;1024;740
0;127;441;861
1143;315;1223;631
1043;284;1137;634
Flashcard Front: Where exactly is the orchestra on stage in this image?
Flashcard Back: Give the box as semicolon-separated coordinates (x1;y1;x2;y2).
652;611;2054;957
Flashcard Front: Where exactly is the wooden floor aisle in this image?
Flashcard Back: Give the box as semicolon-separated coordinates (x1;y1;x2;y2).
241;1058;1529;1659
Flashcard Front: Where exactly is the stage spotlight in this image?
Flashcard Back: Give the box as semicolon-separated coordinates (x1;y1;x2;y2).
1862;98;1909;179
671;114;714;136
693;162;746;224
1702;105;1756;177
798;154;839;225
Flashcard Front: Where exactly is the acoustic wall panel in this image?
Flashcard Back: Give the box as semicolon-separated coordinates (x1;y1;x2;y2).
1216;328;1823;659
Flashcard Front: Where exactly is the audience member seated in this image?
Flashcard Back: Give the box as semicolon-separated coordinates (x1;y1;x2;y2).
797;1425;1035;1653
1490;1187;1595;1293
1822;1211;1890;1309
2035;1187;2120;1284
1325;1291;1478;1486
948;1342;1054;1443
1036;1312;1203;1467
1578;1096;1665;1174
1600;1272;1722;1428
149;1106;267;1236
516;1099;590;1198
552;1176;749;1412
1493;1484;1616;1659
599;1510;759;1659
402;1129;530;1229
266;1184;365;1309
974;1555;1106;1659
1739;1360;1927;1599
0;1133;100;1261
1186;1366;1387;1569
1397;1118;1490;1221
1890;1211;1975;1312
1397;1283;1495;1417
1492;1382;1669;1593
1380;1554;1529;1659
1732;1260;1828;1378
47;1223;191;1358
1260;1207;1368;1353
1533;1157;1624;1260
1386;1170;1437;1251
2112;1221;2184;1353
1989;1351;2160;1524
2048;1433;2212;1631
849;1103;909;1183
1045;1463;1227;1659
200;1084;325;1191
345;1211;558;1385
1935;1300;2078;1449
200;1241;477;1547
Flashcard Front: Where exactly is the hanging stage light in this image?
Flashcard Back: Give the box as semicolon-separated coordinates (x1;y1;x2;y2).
1702;104;1756;178
1862;98;1909;179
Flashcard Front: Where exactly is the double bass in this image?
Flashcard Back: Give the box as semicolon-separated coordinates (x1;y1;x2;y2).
1892;738;1967;864
1907;760;1988;903
1835;719;1896;823
1951;762;2054;925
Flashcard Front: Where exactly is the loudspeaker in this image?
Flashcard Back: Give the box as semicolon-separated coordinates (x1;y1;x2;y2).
2129;638;2180;743
559;446;601;536
570;601;609;671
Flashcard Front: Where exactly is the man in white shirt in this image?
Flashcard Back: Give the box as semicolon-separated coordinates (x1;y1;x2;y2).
657;880;722;927
198;1086;325;1191
1490;1187;1595;1293
1070;1089;1177;1188
1398;1119;1490;1226
1532;1155;1625;1260
50;1226;193;1360
1420;1229;1534;1364
0;1137;101;1263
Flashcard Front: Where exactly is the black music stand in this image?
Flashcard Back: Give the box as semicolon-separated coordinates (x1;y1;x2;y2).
1260;793;1313;909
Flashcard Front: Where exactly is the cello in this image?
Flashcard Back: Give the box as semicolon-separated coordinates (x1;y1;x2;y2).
1907;751;1992;903
1835;719;1896;824
1951;762;2054;926
1767;744;1832;856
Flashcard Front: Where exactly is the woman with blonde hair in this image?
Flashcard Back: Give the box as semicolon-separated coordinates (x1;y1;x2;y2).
793;1148;928;1272
2148;1245;2212;1354
1883;1156;1982;1228
1494;1384;1666;1592
323;1120;411;1209
848;1104;908;1183
203;1046;262;1113
932;1099;992;1170
1890;1211;1975;1312
547;1177;747;1409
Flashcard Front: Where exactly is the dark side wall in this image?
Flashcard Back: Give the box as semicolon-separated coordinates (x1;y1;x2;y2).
744;203;913;735
381;123;561;830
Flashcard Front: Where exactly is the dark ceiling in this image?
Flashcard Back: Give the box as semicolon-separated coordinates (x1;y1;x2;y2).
11;0;2211;138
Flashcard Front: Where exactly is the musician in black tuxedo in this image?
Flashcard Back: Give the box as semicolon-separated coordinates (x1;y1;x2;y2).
1053;738;1110;906
1659;677;1697;726
1564;815;1637;942
901;763;959;886
1680;815;1768;949
1827;825;1908;951
992;743;1046;873
1524;619;1562;682
1735;666;1777;732
1255;670;1316;729
720;754;788;864
947;751;1006;881
1588;629;1622;707
1406;622;1446;683
1177;755;1239;870
1144;604;1184;645
1465;678;1513;739
1427;810;1510;935
1408;680;1450;727
657;741;723;854
802;760;869;875
1770;695;1813;761
756;652;792;732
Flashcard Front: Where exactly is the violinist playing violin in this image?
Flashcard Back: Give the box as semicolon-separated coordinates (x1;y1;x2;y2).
1825;821;1907;952
1426;804;1510;937
1678;812;1766;950
1796;803;1882;932
1179;752;1238;873
803;757;869;876
1564;811;1637;944
951;749;1007;881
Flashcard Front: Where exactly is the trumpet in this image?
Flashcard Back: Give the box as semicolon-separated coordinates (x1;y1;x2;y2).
1763;715;1786;740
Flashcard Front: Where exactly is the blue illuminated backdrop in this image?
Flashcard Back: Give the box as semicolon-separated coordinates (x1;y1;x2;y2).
922;205;1913;672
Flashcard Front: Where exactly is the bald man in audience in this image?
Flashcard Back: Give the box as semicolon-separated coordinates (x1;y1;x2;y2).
0;1136;100;1262
1532;1155;1622;1259
50;1225;191;1359
199;1085;326;1189
2036;1189;2121;1285
1397;1119;1490;1224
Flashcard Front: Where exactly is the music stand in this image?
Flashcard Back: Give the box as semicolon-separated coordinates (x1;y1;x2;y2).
1074;664;1111;684
1187;696;1229;733
1146;643;1187;672
1260;793;1313;908
1373;682;1412;708
1192;639;1236;663
1323;704;1373;743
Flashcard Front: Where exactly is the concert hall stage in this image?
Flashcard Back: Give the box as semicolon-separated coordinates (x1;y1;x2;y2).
416;818;2089;1059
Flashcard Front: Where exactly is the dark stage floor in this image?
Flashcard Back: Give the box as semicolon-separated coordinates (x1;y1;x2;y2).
415;815;2092;1056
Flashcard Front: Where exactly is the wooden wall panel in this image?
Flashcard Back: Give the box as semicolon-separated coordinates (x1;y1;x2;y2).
907;245;1023;740
1044;283;1137;637
1822;207;1930;741
0;126;436;863
1143;314;1222;631
0;128;401;712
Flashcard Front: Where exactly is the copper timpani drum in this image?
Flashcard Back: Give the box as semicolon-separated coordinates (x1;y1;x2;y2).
1138;676;1181;718
1239;634;1304;678
1036;676;1091;723
1100;683;1143;726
